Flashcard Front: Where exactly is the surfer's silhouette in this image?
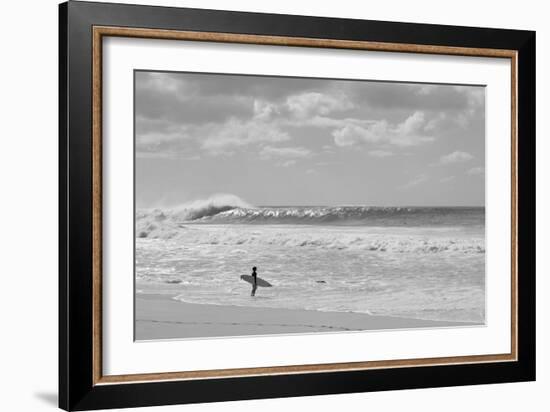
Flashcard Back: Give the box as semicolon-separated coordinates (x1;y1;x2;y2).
251;266;258;296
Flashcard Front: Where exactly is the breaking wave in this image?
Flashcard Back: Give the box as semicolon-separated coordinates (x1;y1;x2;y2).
135;195;484;255
138;200;483;231
197;205;484;226
135;196;485;324
136;194;251;238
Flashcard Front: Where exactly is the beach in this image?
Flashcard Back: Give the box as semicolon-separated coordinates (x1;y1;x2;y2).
133;70;487;342
135;205;485;340
136;293;475;340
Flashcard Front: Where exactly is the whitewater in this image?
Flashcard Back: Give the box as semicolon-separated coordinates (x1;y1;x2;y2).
135;196;485;324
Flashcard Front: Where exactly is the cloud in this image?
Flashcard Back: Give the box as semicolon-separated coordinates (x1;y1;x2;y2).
259;145;312;167
422;87;485;132
136;71;323;101
332;122;386;146
259;146;311;159
200;119;290;152
136;152;200;160
400;174;428;189
135;151;178;159
392;111;433;146
135;72;183;93
321;145;335;154
135;84;362;156
347;82;478;112
285;92;354;118
136;130;189;146
332;111;434;148
135;73;254;125
137;72;482;117
316;161;337;166
439;176;455;183
438;151;474;165
135;121;200;158
253;100;280;121
250;91;355;125
467;166;485;176
279;160;297;167
368;150;393;158
135;71;483;162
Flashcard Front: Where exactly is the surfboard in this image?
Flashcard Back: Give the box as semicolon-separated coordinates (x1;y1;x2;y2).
240;275;272;287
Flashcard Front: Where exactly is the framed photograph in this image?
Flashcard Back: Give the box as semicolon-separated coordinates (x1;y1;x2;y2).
59;1;535;410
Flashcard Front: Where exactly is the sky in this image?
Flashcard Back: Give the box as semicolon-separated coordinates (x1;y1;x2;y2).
135;70;485;208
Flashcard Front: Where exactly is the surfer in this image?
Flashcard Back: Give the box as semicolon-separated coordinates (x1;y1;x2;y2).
240;269;271;294
250;266;258;296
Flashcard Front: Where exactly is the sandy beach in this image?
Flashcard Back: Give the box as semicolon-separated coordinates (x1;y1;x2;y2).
135;293;475;340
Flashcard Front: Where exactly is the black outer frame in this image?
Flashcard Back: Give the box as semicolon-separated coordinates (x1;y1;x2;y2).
59;1;535;410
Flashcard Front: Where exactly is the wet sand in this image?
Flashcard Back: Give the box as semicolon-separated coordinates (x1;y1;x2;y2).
135;293;475;340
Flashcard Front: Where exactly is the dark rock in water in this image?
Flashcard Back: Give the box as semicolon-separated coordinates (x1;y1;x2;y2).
316;280;326;284
164;279;182;284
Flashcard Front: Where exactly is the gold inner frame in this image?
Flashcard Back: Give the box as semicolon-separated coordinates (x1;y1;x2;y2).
91;26;518;385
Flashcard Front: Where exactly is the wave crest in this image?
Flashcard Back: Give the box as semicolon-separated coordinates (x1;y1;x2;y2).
197;205;484;227
172;194;252;219
137;194;252;238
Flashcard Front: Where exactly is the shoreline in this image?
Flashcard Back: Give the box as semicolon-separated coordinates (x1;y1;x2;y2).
135;293;480;340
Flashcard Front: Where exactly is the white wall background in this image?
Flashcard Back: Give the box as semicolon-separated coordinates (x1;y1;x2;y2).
0;0;546;411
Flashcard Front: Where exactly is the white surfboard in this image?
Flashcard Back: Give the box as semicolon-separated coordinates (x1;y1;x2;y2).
240;275;272;287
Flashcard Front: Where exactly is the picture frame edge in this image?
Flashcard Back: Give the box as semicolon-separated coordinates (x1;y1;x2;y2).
59;1;536;410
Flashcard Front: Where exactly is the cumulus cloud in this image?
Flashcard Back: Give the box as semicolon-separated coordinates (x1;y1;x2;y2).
392;111;434;146
136;130;188;146
467;166;485;176
200;119;290;152
135;73;254;125
332;111;434;148
396;85;485;134
285;92;354;118
438;151;474;165
135;71;484;175
279;160;297;167
249;91;355;126
346;81;482;113
400;174;428;189
135;72;183;93
440;176;455;183
136;86;361;156
332;122;386;146
253;100;279;121
259;146;311;159
258;145;312;167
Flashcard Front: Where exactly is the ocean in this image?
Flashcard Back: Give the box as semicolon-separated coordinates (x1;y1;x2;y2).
135;203;485;324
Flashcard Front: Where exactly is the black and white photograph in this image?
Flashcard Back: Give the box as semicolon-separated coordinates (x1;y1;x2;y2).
0;0;543;409
134;71;486;340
